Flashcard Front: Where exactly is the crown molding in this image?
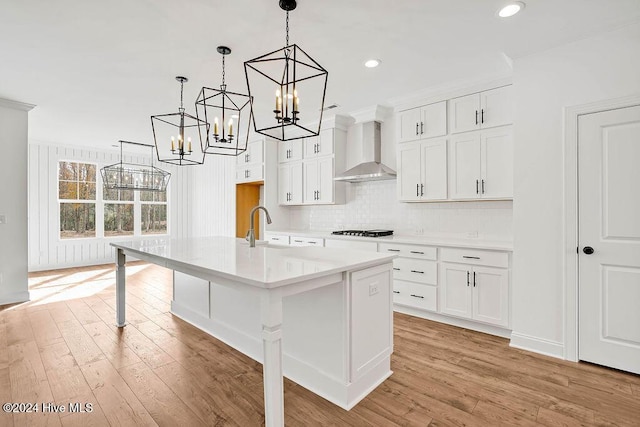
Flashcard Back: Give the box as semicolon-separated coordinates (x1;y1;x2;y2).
349;105;393;123
0;97;36;112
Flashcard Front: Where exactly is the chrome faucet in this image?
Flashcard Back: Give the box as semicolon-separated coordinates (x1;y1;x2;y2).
246;205;272;247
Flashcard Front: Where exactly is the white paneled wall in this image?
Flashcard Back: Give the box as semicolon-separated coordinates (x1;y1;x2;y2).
288;180;512;239
28;141;190;271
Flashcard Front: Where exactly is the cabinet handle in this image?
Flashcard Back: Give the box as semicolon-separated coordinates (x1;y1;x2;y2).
481;179;485;194
420;183;424;196
294;240;303;243
475;110;478;125
481;109;484;124
410;294;424;299
467;271;470;286
272;237;280;240
410;270;424;274
393;267;400;271
415;123;419;136
247;170;251;178
416;183;419;197
387;249;400;252
473;271;476;287
420;121;424;135
393;290;400;294
476;179;479;194
309;241;317;245
463;256;480;259
410;251;424;254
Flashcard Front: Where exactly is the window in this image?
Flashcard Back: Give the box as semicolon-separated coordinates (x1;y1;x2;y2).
141;190;167;235
59;162;96;239
104;189;134;237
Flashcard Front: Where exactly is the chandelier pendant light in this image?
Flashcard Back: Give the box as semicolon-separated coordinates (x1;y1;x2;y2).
196;46;252;156
101;140;170;192
151;76;208;166
244;0;328;141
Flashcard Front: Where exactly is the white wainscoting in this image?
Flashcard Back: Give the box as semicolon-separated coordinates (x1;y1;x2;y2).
28;141;235;271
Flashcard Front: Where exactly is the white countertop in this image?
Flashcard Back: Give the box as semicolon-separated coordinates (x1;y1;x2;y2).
266;230;514;251
111;237;396;288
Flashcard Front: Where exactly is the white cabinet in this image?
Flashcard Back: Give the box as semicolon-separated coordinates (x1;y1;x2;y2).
303;157;335;204
236;139;264;183
304;128;334;158
398;101;447;143
449;86;512;134
278;139;303;163
397;138;447;201
439;261;509;328
289;236;324;247
264;232;290;246
449;127;513;200
278;162;303;205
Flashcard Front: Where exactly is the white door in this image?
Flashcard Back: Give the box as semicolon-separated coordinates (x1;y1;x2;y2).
449;133;481;199
289;162;303;204
439;263;472;319
398;107;421;143
579;105;640;375
397;143;421;201
472;267;509;327
420;101;447;139
421;139;447;200
479;86;513;129
278;164;290;204
449;93;480;134
316;157;334;203
303;160;318;204
316;128;334;157
480;127;513;199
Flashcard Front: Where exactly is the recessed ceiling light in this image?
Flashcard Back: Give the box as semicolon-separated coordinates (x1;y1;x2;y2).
498;1;525;18
364;59;381;68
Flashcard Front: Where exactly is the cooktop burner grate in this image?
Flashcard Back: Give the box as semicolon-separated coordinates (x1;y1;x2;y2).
331;229;393;237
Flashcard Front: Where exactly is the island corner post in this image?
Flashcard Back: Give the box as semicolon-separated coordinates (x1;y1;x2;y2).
116;247;126;327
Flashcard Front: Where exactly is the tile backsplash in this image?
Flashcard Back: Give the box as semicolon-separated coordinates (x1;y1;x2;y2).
287;180;513;239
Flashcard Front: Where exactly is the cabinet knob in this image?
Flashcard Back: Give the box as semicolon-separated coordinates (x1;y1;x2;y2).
583;246;595;255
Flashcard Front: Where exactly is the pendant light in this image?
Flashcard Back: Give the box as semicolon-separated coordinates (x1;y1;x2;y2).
151;76;208;166
195;46;252;156
244;0;328;141
101;140;170;192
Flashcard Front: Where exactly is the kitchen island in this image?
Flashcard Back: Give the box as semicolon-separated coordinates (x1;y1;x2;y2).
111;237;395;427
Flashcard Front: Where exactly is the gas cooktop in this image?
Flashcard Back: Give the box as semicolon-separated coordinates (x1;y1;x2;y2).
331;229;394;238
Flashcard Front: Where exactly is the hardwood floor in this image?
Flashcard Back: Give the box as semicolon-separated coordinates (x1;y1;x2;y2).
1;263;639;426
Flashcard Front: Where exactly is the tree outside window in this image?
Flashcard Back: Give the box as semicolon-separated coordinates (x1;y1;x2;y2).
141;190;167;235
104;189;134;236
59;162;96;239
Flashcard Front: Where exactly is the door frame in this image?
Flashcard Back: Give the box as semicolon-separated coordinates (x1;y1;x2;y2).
563;93;640;362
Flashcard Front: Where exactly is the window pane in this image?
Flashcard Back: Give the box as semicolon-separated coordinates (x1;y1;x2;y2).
121;189;134;201
141;204;167;234
141;190;166;202
103;188;119;201
59;181;78;200
104;189;134;201
59;162;77;181
79;182;96;200
104;204;134;236
81;163;96;183
60;203;96;239
140;190;153;202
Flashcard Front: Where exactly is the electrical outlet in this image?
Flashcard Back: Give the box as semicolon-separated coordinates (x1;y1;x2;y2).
415;227;424;235
369;283;379;296
0;214;6;224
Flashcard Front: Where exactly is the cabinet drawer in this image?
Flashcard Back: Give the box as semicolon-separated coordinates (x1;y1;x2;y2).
289;236;324;247
440;247;508;268
264;233;290;246
324;239;378;252
379;243;437;260
393;258;437;285
393;280;437;312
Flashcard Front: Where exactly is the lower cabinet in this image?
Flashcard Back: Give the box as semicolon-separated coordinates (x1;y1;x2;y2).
439;262;509;328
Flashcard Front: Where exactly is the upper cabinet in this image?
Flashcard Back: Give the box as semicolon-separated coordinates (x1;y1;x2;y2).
448;126;513;200
276;126;346;206
398;101;447;143
397;138;447;202
278;139;303;163
236;139;264;183
449;86;513;134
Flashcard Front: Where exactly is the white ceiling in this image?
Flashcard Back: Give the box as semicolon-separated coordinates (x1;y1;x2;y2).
1;0;639;149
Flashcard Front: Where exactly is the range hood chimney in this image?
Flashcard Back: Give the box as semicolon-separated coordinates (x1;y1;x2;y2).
334;121;396;182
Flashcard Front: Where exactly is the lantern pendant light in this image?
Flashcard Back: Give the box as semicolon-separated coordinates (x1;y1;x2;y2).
101;140;170;192
151;76;208;166
196;46;252;156
244;0;328;141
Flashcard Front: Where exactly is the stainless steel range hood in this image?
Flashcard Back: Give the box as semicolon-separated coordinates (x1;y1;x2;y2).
334;121;396;182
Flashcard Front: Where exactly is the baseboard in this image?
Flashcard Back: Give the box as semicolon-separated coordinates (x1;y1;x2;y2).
0;290;30;306
509;331;564;359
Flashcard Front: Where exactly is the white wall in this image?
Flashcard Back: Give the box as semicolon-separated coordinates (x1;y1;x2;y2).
0;98;33;305
512;22;640;356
